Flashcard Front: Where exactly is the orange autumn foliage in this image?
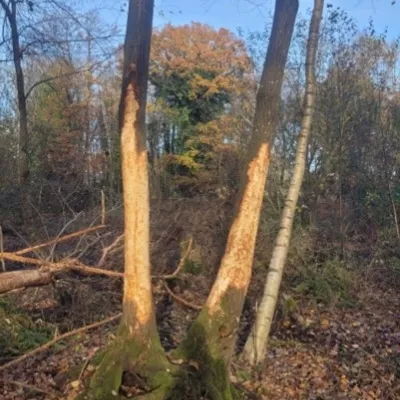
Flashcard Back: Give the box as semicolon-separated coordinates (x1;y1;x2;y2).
150;22;254;100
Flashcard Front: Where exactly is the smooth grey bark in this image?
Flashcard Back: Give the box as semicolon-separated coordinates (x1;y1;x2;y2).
243;0;324;366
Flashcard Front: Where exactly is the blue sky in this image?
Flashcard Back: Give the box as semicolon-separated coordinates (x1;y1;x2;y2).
98;0;399;45
151;0;399;38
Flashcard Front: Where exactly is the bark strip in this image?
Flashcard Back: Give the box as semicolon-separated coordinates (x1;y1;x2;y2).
179;1;299;386
243;0;324;365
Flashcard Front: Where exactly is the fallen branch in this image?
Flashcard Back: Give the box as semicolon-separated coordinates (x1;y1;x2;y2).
164;282;201;310
15;225;105;256
0;256;123;294
0;231;191;294
155;238;193;280
1;380;60;399
0;313;122;372
0;269;52;293
101;190;106;225
66;261;124;278
0;252;46;265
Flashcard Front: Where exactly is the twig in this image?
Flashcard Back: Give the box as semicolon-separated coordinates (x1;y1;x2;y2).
163;282;201;310
0;252;44;266
232;382;261;400
15;225;105;256
71;233;110;261
66;260;124;278
49;212;83;260
98;234;124;267
78;357;90;380
0;225;5;272
155;238;193;280
101;190;106;225
2;380;60;399
71;215;108;258
0;313;122;372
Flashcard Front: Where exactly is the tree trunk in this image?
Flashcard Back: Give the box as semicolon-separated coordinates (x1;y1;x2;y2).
83;1;175;399
82;1;298;399
0;0;29;183
0;269;52;294
242;0;324;366
176;0;298;395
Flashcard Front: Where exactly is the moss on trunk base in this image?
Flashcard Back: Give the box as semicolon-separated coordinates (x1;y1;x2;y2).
79;326;176;400
79;317;242;400
171;309;241;400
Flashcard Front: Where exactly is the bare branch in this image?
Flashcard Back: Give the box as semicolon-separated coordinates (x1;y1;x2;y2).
2;380;60;399
0;0;12;21
163;281;202;310
0;313;122;372
155;238;193;280
16;225;105;256
97;234;124;267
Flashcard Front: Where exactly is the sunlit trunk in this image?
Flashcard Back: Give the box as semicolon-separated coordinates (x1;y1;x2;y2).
243;0;324;365
177;1;299;396
84;2;173;399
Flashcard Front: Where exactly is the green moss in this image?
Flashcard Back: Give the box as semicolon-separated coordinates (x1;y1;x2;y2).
183;259;203;275
294;259;357;306
0;300;54;356
89;342;125;399
82;324;177;400
172;309;241;400
83;288;245;400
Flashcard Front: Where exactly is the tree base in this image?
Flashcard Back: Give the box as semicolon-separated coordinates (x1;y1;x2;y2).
79;318;241;400
78;328;176;400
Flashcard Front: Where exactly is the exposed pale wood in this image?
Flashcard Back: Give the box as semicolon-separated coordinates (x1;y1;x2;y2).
194;0;299;368
243;0;324;365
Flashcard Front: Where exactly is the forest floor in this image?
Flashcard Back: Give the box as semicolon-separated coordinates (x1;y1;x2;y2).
0;198;399;399
1;275;399;400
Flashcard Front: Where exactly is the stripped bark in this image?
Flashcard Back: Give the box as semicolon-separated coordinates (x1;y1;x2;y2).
243;0;324;365
83;2;175;399
117;0;156;342
177;1;299;395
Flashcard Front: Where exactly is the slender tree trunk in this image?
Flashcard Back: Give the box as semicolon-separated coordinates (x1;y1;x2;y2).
163;122;171;154
388;183;400;241
85;36;93;185
243;0;324;366
0;0;29;183
84;2;174;399
176;0;298;395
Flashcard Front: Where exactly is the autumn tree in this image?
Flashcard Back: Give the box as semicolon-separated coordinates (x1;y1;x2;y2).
148;23;255;195
150;23;252;144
